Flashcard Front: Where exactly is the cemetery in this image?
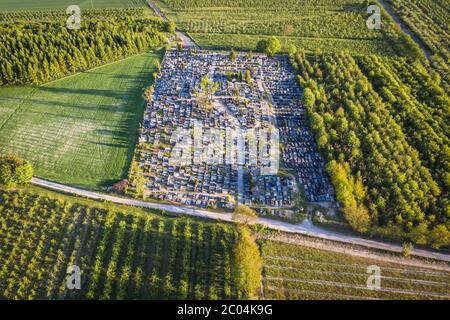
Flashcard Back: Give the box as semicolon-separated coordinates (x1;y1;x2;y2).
135;49;335;210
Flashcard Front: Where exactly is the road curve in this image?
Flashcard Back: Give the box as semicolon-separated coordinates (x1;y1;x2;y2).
31;177;450;262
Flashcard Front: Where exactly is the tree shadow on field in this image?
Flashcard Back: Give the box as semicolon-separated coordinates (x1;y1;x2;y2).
97;178;124;188
86;71;150;81
38;86;131;99
6;95;141;114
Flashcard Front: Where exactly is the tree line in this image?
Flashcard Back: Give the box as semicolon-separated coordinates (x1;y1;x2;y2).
0;17;171;86
293;49;449;249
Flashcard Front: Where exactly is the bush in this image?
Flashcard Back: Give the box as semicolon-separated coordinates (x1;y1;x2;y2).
402;242;414;257
343;205;371;233
0;155;33;188
429;225;450;249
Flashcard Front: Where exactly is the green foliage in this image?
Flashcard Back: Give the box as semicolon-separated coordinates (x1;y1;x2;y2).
233;204;258;225
343;206;371;233
0;7;152;22
234;226;262;299
429;225;450;250
166;20;177;33
402;242;414;257
0;188;242;300
126;160;146;199
0;0;149;11
386;0;450;91
256;37;281;57
294;50;447;245
327;160;357;209
245;69;252;84
0;154;33;188
0;15;168;85
357;55;450;196
230;48;237;62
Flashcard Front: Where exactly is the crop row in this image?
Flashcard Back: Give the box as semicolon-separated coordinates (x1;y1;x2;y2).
261;241;450;300
0;190;238;299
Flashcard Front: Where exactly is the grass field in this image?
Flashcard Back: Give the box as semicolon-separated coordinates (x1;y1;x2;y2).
0;50;163;190
261;241;450;300
0;187;239;300
0;0;148;11
156;0;401;55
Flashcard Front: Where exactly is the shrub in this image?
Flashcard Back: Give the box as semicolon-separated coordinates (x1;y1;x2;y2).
402;242;414;257
0;154;33;188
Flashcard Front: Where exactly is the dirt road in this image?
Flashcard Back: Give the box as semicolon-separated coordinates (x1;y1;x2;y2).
32;177;450;262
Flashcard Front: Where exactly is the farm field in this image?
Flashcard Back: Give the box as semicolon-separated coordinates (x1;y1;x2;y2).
293;49;449;248
155;0;404;55
0;50;164;190
0;187;240;300
386;0;450;90
261;241;450;300
0;0;148;11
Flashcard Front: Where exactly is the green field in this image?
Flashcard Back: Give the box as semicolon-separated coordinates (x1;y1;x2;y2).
156;0;404;55
261;241;450;300
0;50;163;189
0;0;148;11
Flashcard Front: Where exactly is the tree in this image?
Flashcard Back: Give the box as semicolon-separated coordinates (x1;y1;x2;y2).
166;20;176;33
126;160;145;199
233;204;258;226
288;44;297;56
143;85;154;101
200;74;220;104
302;88;316;108
230;49;237;62
256;37;281;57
402;242;414;257
0;154;33;188
429;224;450;249
327;160;357;208
233;226;262;299
245;69;251;84
343;205;371;233
408;222;428;245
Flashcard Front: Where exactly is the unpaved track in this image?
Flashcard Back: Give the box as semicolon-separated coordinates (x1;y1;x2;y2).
146;0;199;49
31;177;450;263
377;0;431;59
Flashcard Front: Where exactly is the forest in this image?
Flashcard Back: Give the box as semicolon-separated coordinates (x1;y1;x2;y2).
293;49;449;248
0;11;171;86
